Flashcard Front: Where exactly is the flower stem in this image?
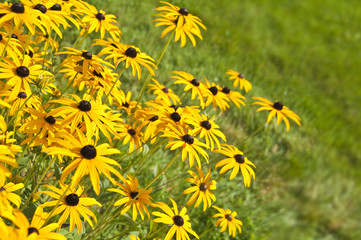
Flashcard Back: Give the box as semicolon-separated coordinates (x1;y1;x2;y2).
0;25;15;60
104;64;126;104
135;30;175;104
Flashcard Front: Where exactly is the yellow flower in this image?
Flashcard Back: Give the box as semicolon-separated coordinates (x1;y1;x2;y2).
162;125;209;168
252;96;301;131
39;182;101;234
215;144;256;187
42;129;121;195
108;175;153;221
212;206;243;237
226;70;252;93
220;87;246;108
0;177;24;209
79;2;121;39
202;78;230;112
152;199;199;240
154;1;206;47
183;166;216;211
148;78;180;106
116;123;144;153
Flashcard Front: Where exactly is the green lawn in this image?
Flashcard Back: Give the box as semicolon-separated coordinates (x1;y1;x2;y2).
86;0;361;239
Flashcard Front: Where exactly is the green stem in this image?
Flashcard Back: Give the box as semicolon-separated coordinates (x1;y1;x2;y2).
104;64;126;104
8;91;35;124
241;124;265;143
22;152;47;186
135;30;175;104
0;25;15;60
21;155;56;211
198;225;216;238
17;128;42;161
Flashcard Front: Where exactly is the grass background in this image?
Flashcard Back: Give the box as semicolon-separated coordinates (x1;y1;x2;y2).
75;0;361;239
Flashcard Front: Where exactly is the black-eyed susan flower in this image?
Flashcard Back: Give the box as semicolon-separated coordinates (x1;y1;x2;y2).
0;177;24;209
252;96;301;131
42;129;122;195
221;86;246;108
189;114;226;150
148;79;180;106
226;70;252;93
39;182;101;234
0;89;41;117
215;144;255;187
162;125;208;167
79;2;121;39
116;123;144;153
49;94;116;140
108;175;153;221
0;55;43;101
154;1;206;47
202;78;229;111
115;91;138;115
0;2;43;35
183;166;216;211
102;43;156;79
152;198;199;240
12;207;65;240
171;71;209;108
0;31;22;59
212;206;242;237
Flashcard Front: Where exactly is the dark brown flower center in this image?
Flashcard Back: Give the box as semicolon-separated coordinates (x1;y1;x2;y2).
238;73;244;79
182;134;194;144
225;214;233;221
34;4;47;13
17;92;27;99
78;100;91;111
80;145;97;159
82;51;93;60
209;86;218;95
221;87;230;94
93;70;103;78
45;116;56;125
16;66;30;77
162;87;169;93
170;112;181;122
199;183;208;191
173;215;184;226
11;3;25;13
50;4;61;11
65;193;79;206
191;79;200;87
124;47;137;58
130;191;138;199
122;101;130;108
170;105;179;110
27;50;34;58
11;34;18;39
234;154;245;164
0;187;5;192
201;120;212;130
0;34;2;41
96;12;105;21
149;115;159;122
178;8;189;16
27;227;39;236
273;101;283;110
111;43;118;48
128;129;136;136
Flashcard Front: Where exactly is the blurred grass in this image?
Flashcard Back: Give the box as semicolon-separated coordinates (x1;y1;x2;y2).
85;0;361;239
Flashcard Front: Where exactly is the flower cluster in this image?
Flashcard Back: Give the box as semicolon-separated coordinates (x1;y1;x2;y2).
0;0;301;239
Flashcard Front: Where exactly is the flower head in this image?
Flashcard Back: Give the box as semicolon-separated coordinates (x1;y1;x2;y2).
226;70;252;92
212;206;242;237
252;96;301;131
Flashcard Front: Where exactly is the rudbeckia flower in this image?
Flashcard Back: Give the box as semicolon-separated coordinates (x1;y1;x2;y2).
221;86;245;108
0;32;22;59
0;55;43;101
108;175;153;221
79;2;122;39
39;182;101;234
215;144;256;187
162;125;209;167
152;198;199;240
189;114;226;150
252;96;301;131
0;177;24;209
154;1;206;47
226;70;252;93
171;71;209;108
183;166;216;211
12;207;65;240
148;78;180;106
0;89;41;117
116;91;138;115
42;129;122;195
212;206;243;237
101;43;156;79
202;78;229;112
0;2;44;34
116;123;144;153
49;94;116;141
